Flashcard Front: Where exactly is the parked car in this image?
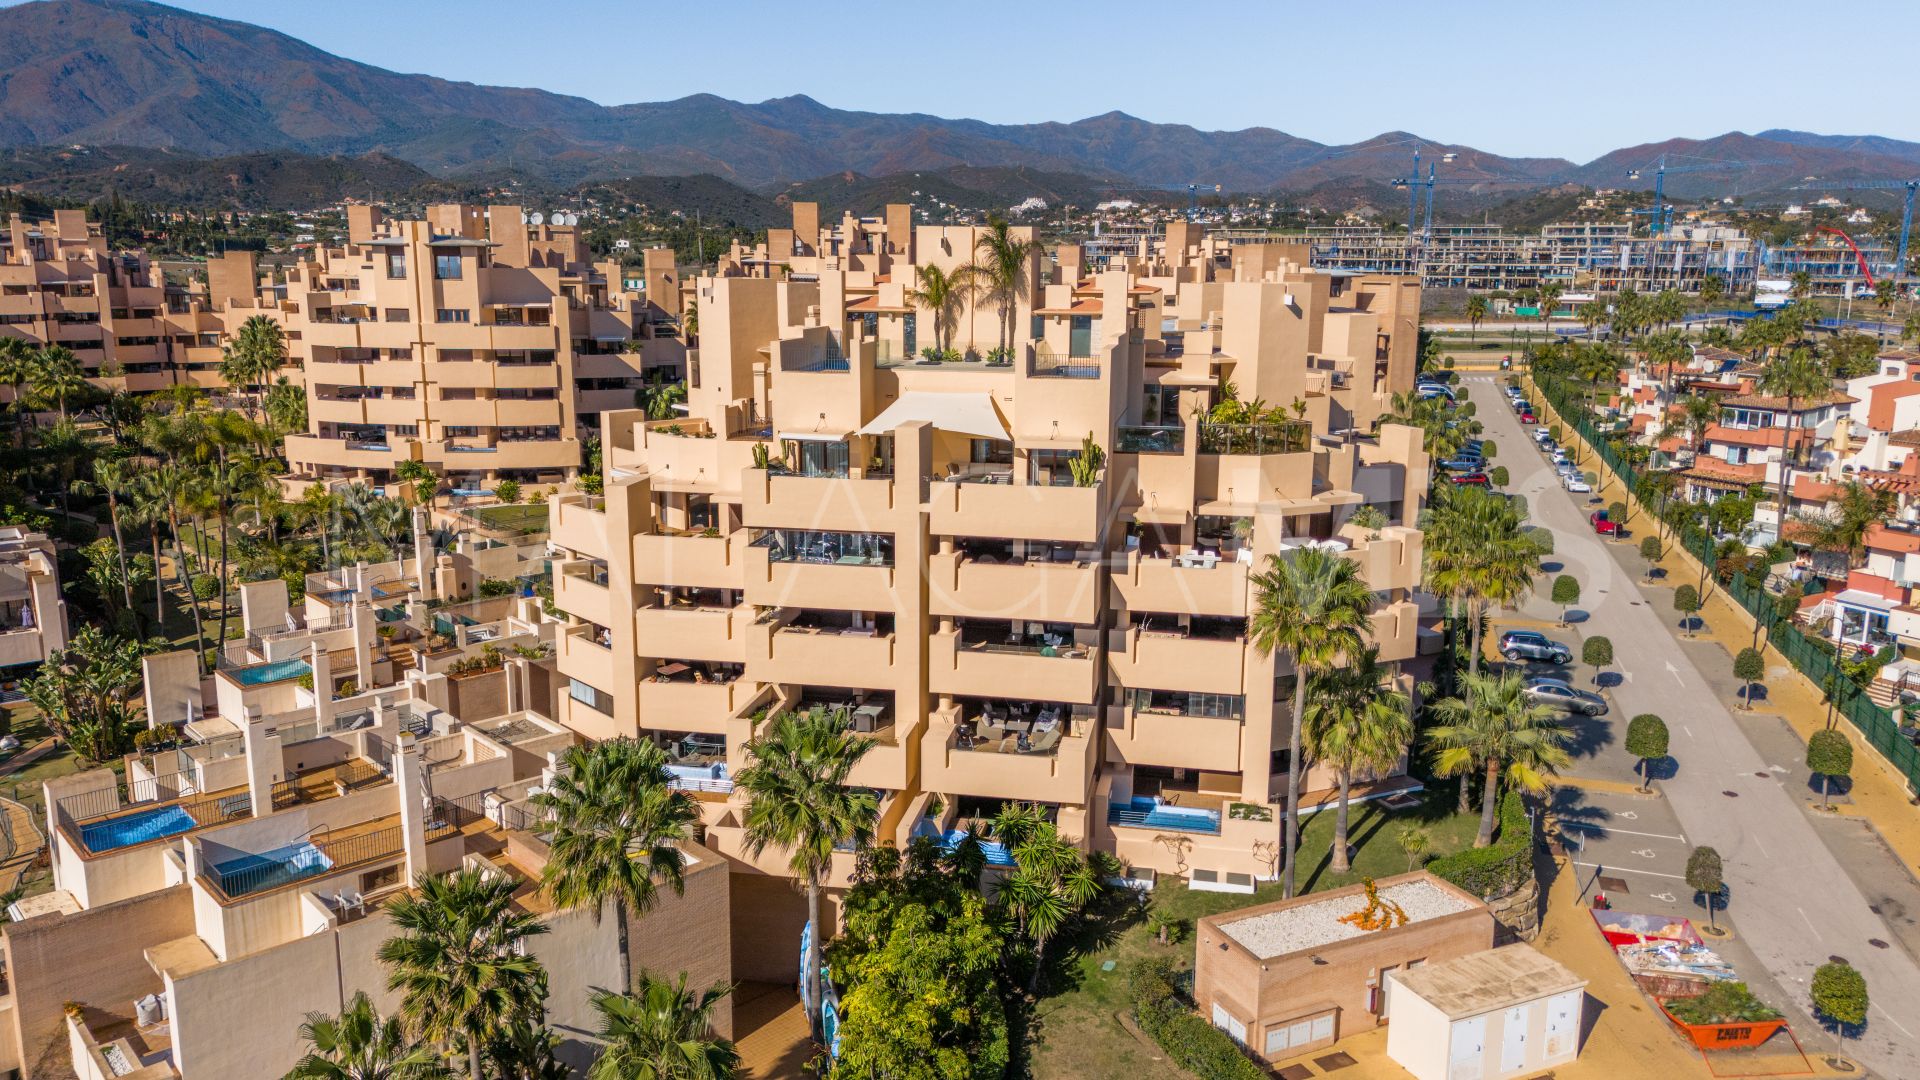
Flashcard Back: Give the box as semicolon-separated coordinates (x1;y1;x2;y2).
1439;455;1486;472
1418;385;1456;401
1524;677;1608;715
1551;449;1571;467
1590;509;1618;535
1519;411;1537;424
1500;630;1574;664
1449;472;1491;487
1533;428;1555;444
1565;475;1592;493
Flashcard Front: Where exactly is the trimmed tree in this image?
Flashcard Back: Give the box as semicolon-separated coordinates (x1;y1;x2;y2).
1639;534;1663;579
1673;584;1700;636
1479;439;1497;460
1552;574;1580;627
1811;961;1868;1062
1806;729;1853;809
1734;648;1766;710
1583;636;1613;686
1489;465;1509;487
1608;500;1629;535
1685;846;1725;930
1625;714;1669;792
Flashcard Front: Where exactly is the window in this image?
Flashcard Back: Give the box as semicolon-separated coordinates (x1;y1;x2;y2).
970;439;1014;465
436;309;471;324
384;308;409;322
791;440;849;478
386;251;407;280
433;253;463;280
1211;1003;1247;1046
568;680;613;714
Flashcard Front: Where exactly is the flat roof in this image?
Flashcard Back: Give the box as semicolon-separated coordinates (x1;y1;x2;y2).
1391;944;1585;1019
1216;878;1477;959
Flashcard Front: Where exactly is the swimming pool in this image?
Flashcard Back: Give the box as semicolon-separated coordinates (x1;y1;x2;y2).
80;805;199;852
1107;796;1222;834
233;658;312;686
936;828;1015;867
211;842;335;897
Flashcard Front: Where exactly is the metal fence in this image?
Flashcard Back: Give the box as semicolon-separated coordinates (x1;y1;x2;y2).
1532;370;1920;794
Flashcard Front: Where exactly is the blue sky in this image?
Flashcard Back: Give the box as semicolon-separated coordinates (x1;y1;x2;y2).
19;0;1920;160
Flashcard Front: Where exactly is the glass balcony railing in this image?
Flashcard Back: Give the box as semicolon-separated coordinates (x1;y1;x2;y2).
1116;425;1185;454
1197;421;1311;455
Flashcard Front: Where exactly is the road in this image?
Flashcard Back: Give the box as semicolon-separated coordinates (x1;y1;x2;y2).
1464;374;1920;1076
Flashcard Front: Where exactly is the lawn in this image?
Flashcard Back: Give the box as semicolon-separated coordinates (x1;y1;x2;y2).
1028;791;1482;1079
464;502;550;535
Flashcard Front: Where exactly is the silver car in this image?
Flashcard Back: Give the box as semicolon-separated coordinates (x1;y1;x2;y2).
1523;678;1607;715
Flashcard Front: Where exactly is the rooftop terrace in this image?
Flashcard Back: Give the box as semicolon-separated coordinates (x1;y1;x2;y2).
1216;878;1476;959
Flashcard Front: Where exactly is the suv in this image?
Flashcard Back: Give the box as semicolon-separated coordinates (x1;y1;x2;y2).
1523;677;1608;716
1500;630;1573;664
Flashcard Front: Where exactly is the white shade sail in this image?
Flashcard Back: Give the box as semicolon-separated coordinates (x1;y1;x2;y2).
855;391;1011;441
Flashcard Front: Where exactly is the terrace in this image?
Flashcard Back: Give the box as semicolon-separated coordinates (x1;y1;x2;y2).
55;759;389;858
195;808;463;904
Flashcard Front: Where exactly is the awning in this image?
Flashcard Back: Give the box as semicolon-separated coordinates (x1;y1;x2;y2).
778;430;850;443
855;392;1010;441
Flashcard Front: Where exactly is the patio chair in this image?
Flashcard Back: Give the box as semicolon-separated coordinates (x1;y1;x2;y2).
1029;727;1063;754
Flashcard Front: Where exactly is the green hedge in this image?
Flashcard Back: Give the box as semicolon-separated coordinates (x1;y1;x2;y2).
1428;791;1532;898
1129;961;1268;1080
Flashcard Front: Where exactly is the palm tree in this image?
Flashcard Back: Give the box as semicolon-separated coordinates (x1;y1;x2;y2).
1795;480;1894;567
1790;270;1813;300
973;216;1033;358
1699;274;1726;309
31;345;87;423
733;708;877;1036
995;815;1103;992
1537;282;1565;339
75;456;139;613
1248;546;1374;898
905;263;975;356
1465;296;1488;341
220;314;286;419
530;739;697;993
379;869;551;1080
394;459;441;511
287;991;450;1080
587;973;738;1080
1680;394;1718;459
1428;671;1573;846
1302;648;1412;873
0;336;35;447
637;382;688;420
1756;346;1831;528
1643;330;1688;395
1424;486;1536;678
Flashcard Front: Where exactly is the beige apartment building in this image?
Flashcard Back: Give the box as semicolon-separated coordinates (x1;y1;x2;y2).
281;205;684;493
0;526;66;671
546;206;1430;891
0;211;273;396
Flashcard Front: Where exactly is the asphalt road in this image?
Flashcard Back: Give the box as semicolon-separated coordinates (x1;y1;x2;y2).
1464;374;1920;1076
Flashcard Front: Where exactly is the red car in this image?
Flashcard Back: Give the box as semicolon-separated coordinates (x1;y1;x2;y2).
1590;509;1618;535
1450;473;1490;486
1519;411;1537;425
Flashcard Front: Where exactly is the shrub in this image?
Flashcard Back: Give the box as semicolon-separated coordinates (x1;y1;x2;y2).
493;479;522;504
1489;466;1509;487
1478;440;1497;459
1639;535;1663;567
1733;648;1765;709
1685;845;1724;928
1625;714;1669;790
1811;962;1868;1030
1429;791;1532;898
477;577;517;598
1807;729;1853;808
1673;584;1700;635
1583;636;1613;682
190;574;219;601
1129;960;1267;1080
1608;501;1628;529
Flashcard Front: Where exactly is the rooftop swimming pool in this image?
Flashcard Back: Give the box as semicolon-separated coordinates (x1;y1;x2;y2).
79;805;198;852
232;658;312;686
937;828;1015;867
211;841;334;898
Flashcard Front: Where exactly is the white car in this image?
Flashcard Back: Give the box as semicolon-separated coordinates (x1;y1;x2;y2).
1533;428;1555;444
1564;476;1592;493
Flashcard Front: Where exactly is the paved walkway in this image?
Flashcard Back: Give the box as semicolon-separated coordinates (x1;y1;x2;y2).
1470;375;1920;1077
733;981;811;1079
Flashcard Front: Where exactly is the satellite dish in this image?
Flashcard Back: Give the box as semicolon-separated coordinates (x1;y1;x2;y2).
529;212;545;225
564;213;579;226
519;211;529;224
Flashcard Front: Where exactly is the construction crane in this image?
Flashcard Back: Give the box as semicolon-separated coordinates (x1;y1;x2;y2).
1789;178;1918;278
1625;153;1787;237
1389;169;1563;245
1186;183;1222;222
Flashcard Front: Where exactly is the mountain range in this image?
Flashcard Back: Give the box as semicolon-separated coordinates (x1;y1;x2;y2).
3;0;1919;207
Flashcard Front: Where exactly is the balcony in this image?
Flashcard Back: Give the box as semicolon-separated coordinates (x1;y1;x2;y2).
927;550;1100;624
285;434;409;470
743;531;899;612
634;603;751;663
554;627;618;693
928;479;1104;543
633;527;744;589
550;494;609;559
198;812;458;904
1107;621;1249;696
1112;550;1251;618
928;627;1100;704
1365;599;1420;663
637;675;748;734
1341;524;1422;594
749;620;899;687
1106;700;1245;773
310;398;369;425
744;470;899;531
921;711;1094;805
553;565;614;627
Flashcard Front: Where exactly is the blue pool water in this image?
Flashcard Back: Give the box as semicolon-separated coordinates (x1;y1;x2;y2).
936;828;1015;867
234;658;311;686
1107;796;1222;834
79;805;199;851
211;842;335;897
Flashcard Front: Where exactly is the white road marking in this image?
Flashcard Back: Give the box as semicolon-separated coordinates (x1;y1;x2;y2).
1650;891;1678;903
1796;907;1823;941
1556;822;1685;842
1617;810;1638;820
1572;861;1687;880
1874;1003;1916;1039
1632;848;1658;859
1682;724;1694;738
1665;660;1685;684
1752;834;1770;859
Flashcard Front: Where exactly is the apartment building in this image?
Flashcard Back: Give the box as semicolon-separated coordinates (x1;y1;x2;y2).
283;205;684;492
545;207;1431;898
0;211;275;396
1;688;731;1079
0;527;66;671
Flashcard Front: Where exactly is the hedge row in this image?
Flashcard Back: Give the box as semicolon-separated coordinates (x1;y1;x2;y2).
1128;960;1268;1080
1427;791;1532;898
